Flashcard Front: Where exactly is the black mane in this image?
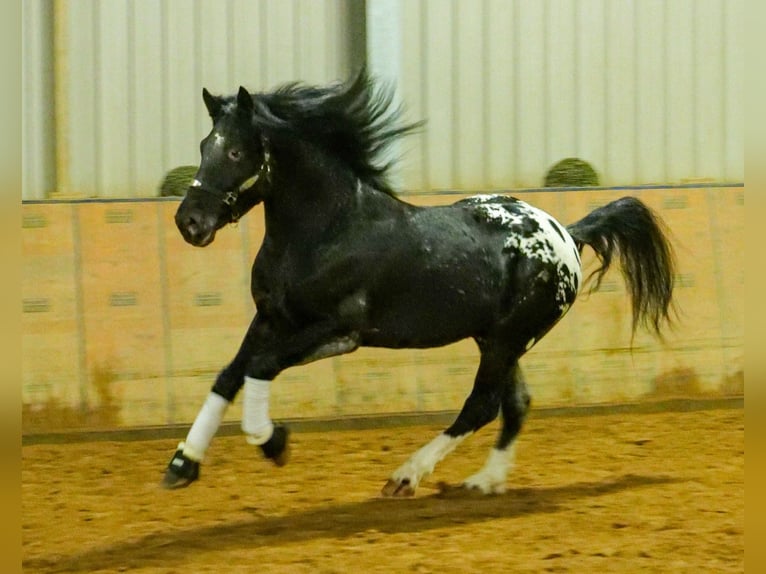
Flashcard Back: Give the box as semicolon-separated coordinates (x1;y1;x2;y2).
251;68;423;196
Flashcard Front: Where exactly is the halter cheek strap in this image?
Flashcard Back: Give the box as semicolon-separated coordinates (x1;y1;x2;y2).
223;140;272;208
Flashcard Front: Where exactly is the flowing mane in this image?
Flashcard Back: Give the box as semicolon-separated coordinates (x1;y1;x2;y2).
251;69;423;196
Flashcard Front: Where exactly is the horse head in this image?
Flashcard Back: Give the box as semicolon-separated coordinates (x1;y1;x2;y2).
175;86;273;247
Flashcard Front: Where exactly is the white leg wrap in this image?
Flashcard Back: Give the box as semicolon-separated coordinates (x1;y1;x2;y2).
242;377;274;446
183;392;229;462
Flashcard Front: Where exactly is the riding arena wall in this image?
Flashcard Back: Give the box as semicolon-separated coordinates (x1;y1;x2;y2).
21;185;744;436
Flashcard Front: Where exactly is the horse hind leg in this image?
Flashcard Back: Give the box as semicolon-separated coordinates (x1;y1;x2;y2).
381;342;510;497
463;362;530;494
460;280;568;494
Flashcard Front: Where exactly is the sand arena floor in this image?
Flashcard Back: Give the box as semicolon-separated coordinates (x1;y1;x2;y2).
22;406;743;573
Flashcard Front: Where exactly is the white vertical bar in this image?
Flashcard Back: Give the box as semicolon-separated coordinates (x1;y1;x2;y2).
454;0;485;190
264;0;297;86
423;0;454;190
96;0;131;197
484;0;514;190
366;0;404;189
230;0;265;89
575;0;606;184
604;0;636;184
545;0;577;173
694;0;725;181
296;0;330;84
61;0;98;196
665;0;695;183
635;0;666;184
516;0;546;188
723;0;744;181
131;0;164;196
163;0;199;170
399;0;427;193
198;0;230;93
367;0;402;83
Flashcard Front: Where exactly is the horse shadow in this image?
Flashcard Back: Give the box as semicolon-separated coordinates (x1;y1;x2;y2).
25;473;680;573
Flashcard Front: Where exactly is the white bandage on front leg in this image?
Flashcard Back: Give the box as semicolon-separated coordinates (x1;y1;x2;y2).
242;377;274;446
183;392;229;462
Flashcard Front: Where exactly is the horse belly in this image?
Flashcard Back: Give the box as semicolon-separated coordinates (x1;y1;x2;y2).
361;276;496;349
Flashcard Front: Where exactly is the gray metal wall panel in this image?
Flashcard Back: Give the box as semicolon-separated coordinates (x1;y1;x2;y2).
484;0;515;190
22;0;744;198
396;0;744;191
723;0;744;182
635;0;666;185
26;0;359;199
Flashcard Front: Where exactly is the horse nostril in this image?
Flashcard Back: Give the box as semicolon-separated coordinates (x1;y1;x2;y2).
185;215;200;235
176;213;200;237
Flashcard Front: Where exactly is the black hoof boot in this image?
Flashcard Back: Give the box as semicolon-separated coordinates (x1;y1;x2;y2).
260;423;290;467
161;445;200;489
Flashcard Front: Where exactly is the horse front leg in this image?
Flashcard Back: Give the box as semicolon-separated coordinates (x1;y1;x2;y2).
162;315;357;489
161;315;268;489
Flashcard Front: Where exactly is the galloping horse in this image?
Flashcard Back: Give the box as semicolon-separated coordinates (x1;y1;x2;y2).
163;70;675;496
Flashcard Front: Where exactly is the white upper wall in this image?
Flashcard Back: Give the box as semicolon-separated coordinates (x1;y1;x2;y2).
23;0;364;199
394;0;744;191
22;0;743;199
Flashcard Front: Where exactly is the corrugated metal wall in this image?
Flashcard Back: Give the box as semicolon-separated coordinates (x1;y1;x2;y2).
23;0;364;199
22;0;743;199
395;0;744;191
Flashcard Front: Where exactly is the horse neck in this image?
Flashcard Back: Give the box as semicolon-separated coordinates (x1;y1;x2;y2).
262;143;396;241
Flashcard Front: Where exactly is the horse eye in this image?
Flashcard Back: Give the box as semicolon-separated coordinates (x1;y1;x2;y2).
228;149;242;161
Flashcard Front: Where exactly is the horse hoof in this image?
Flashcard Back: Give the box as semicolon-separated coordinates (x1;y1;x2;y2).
381;478;415;497
260;423;290;466
161;448;200;489
273;442;290;467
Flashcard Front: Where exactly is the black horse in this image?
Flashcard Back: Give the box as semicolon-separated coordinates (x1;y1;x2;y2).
163;70;675;496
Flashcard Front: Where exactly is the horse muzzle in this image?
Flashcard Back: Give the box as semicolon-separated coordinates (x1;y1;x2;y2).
175;206;220;247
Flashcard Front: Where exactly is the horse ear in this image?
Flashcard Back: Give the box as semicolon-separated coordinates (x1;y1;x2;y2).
202;88;223;119
237;86;253;113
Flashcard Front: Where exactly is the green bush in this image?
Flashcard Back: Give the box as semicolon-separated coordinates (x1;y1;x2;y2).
543;158;600;187
158;165;198;197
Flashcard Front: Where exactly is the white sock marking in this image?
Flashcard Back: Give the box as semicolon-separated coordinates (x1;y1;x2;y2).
463;444;517;494
391;433;470;489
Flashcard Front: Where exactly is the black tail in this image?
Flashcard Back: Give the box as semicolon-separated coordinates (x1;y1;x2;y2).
566;196;676;338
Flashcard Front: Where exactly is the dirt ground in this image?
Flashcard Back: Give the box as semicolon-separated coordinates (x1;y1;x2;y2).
22;407;743;573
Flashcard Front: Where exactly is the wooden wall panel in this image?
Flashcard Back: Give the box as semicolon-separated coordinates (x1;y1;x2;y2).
22;186;744;431
76;203;167;426
333;348;421;416
22;205;82;409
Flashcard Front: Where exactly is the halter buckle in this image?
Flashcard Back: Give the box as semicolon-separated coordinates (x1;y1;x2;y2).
223;191;238;206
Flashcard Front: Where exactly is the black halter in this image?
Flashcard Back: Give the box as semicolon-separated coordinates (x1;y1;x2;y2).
189;135;273;223
222;136;273;222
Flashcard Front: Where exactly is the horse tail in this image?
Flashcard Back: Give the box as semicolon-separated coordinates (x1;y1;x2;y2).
566;196;676;338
